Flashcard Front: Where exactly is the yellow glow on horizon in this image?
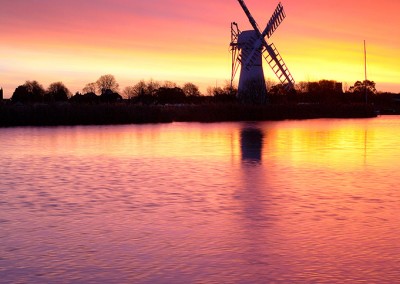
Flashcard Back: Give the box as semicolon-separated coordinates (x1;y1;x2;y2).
1;0;400;97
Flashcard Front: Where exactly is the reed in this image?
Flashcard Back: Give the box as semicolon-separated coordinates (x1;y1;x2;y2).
0;102;377;127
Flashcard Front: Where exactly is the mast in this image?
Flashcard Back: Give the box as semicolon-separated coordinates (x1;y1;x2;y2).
364;40;367;82
364;40;368;104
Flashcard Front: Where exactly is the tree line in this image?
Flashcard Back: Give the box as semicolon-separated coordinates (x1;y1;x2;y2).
5;74;237;105
4;74;398;106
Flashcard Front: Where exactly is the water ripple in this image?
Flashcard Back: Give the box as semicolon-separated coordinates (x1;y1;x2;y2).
1;119;400;283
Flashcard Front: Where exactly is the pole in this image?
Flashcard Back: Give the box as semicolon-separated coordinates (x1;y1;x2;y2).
364;40;368;104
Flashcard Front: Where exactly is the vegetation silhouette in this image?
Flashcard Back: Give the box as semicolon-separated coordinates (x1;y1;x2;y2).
70;92;99;104
12;81;45;103
96;74;119;94
156;87;186;105
2;75;400;127
45;82;71;102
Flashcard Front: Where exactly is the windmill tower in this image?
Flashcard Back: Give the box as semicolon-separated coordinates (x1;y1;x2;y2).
230;0;295;103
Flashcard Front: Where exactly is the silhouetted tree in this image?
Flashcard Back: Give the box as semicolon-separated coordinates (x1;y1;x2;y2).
128;79;161;104
269;84;286;96
130;79;160;97
45;82;70;102
207;84;237;103
227;83;238;97
222;80;237;96
123;86;136;99
207;86;224;96
82;82;97;94
26;81;46;101
83;92;99;103
96;74;119;94
11;81;45;103
349;80;377;95
156;87;186;104
70;91;99;104
162;81;177;88
291;80;343;103
318;80;343;95
131;80;147;97
70;92;83;103
145;79;160;96
11;85;29;102
100;89;122;103
182;82;201;97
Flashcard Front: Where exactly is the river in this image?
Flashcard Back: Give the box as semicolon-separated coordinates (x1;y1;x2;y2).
1;116;400;283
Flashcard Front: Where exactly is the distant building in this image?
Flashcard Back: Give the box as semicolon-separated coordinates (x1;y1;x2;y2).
308;80;343;95
335;82;343;94
0;87;3;100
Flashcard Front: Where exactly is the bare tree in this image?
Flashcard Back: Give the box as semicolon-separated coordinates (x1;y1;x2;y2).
207;86;225;96
162;81;177;88
222;80;235;94
146;79;160;96
206;86;214;96
132;80;147;97
123;86;136;99
182;82;201;97
96;74;119;94
83;82;97;94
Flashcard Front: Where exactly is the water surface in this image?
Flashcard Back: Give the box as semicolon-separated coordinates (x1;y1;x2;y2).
1;117;400;283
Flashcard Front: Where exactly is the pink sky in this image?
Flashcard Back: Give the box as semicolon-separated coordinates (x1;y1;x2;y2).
1;0;399;97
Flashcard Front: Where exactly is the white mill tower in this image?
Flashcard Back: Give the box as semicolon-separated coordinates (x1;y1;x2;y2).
230;1;295;103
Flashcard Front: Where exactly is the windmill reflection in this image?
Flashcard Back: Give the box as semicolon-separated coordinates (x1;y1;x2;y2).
240;125;264;164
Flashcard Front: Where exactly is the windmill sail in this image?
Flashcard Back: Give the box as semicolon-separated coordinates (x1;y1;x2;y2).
237;0;261;36
242;2;287;71
264;2;286;39
263;43;294;90
232;0;295;100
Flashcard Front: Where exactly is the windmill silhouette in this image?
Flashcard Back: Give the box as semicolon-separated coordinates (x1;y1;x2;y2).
231;0;295;103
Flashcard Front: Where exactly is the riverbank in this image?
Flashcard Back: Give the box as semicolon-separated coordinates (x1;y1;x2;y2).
0;103;377;127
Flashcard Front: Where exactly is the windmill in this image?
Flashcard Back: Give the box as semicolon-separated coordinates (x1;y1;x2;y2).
230;0;295;103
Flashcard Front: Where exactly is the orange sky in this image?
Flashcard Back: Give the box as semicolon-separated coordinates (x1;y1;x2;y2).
1;0;399;98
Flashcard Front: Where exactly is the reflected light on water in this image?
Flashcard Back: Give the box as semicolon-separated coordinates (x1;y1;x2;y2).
1;117;400;283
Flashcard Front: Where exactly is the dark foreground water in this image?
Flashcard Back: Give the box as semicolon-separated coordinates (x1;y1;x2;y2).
1;117;400;283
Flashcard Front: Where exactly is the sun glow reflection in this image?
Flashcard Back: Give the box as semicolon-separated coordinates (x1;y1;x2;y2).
265;119;376;171
2;118;400;282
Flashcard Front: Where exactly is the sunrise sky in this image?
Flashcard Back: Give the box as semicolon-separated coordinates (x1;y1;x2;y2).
1;0;399;98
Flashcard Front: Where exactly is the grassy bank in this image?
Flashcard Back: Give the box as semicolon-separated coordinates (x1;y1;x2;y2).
0;102;377;127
